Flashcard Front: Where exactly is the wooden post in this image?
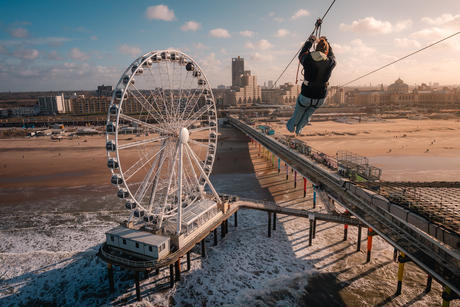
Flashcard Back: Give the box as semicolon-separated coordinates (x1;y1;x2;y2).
357;226;362;252
107;263;115;293
213;228;218;246
169;264;174;288
312;218;316;239
225;219;229;234
268;212;272;238
273;213;277;230
425;275;432;293
201;239;206;258
135;271;141;301
175;259;181;281
221;222;225;239
367;227;373;263
286;164;289;180
234;211;238;227
294;171;297;188
187;251;191;271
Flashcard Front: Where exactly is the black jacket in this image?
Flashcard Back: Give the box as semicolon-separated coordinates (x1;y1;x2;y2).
299;39;336;99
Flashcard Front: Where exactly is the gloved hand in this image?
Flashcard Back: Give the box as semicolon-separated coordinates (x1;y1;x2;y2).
308;35;317;43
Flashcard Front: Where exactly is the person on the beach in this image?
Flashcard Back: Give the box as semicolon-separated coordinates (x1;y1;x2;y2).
286;35;336;135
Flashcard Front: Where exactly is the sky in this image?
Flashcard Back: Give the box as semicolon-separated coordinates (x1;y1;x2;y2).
0;0;459;92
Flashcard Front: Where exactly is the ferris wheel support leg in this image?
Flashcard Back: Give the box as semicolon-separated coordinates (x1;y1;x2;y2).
185;143;221;204
177;143;183;236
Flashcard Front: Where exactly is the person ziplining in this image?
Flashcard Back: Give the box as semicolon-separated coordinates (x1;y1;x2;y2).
286;19;336;135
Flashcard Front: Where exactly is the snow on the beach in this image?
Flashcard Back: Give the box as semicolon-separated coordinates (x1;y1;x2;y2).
0;179;458;306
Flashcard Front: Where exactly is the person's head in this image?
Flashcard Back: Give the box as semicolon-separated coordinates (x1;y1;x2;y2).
315;38;329;55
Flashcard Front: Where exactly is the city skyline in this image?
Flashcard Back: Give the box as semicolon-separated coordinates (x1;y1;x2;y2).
0;0;459;92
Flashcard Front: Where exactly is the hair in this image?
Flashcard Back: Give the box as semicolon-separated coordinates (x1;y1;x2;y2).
315;38;329;54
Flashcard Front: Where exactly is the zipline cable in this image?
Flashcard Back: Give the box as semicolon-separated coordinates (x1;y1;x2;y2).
340;30;460;87
263;0;336;101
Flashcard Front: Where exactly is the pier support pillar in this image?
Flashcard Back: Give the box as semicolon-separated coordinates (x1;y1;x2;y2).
393;248;398;262
278;158;280;173
169;264;174;288
343;210;349;241
294;171;297;188
312;218;317;239
213;228;218;246
225;219;229;235
135;271;141;301
304;178;307;197
201;239;206;258
442;286;459;306
309;218;313;246
313;186;316;209
187;251;191;271
395;252;406;296
155;268;159;275
273;213;277;230
234;211;238;227
259;144;261;152
272;154;275;167
366;228;373;263
286;164;289;180
221;222;225;239
268;212;272;238
175;259;181;282
357;226;362;252
107;263;115;293
425;275;432;293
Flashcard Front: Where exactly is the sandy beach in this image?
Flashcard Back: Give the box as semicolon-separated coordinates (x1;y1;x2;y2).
1;118;459;192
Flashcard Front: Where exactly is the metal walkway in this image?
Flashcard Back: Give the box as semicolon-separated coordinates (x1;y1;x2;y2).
229;116;460;296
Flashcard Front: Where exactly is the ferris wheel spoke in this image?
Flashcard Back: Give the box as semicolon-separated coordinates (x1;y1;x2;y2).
179;88;203;123
190;125;212;134
188;139;210;149
118;135;168;150
184;143;221;203
123;144;167;182
184;105;211;128
118;113;171;135
126;86;171;129
144;66;174;125
184;147;205;198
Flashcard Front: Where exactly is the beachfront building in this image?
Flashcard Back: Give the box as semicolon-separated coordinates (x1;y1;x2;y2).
71;96;144;115
262;82;301;105
38;94;65;115
227;71;262;106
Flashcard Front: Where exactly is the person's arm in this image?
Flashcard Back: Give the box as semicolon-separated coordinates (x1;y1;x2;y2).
321;36;336;62
299;36;316;63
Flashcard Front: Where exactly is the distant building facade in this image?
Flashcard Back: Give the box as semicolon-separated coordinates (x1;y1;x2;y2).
231;56;244;87
38;94;65;115
71;96;142;115
97;85;113;97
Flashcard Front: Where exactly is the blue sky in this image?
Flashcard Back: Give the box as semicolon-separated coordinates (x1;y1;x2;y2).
1;0;459;92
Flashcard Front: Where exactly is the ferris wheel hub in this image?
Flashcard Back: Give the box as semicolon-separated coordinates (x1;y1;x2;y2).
179;127;189;144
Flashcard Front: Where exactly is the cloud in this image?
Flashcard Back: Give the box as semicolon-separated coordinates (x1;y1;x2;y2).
181;21;201;31
291;9;310;20
245;39;274;50
410;27;453;40
239;31;255;37
68;47;90;61
250;53;276;61
394;38;421;48
193;43;209;49
9;27;31;38
274;29;290;37
209;28;231;38
45;50;65;61
330;43;351;53
76;27;91;33
197;53;222;78
422;14;460;28
268;12;284;23
0;44;8;54
12;49;39;60
145;5;176;21
221;48;228;54
117;44;142;57
255;39;273;50
339;17;411;35
350;39;376;56
90;35;99;41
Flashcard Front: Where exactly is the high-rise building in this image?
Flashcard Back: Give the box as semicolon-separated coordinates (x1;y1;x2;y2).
267;80;274;89
97;85;113;97
232;56;244;87
38;94;65;115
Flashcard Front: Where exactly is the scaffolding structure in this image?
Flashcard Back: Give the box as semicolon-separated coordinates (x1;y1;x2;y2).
337;150;382;181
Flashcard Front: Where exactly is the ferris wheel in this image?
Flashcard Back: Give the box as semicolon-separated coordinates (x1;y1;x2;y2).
106;50;221;235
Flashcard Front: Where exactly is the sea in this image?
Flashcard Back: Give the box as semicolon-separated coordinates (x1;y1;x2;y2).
0;171;458;306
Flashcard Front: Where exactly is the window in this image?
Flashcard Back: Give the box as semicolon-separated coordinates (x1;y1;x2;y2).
149;246;152;252
159;245;162;252
135;242;139;248
110;235;114;241
123;239;126;245
162;243;165;250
